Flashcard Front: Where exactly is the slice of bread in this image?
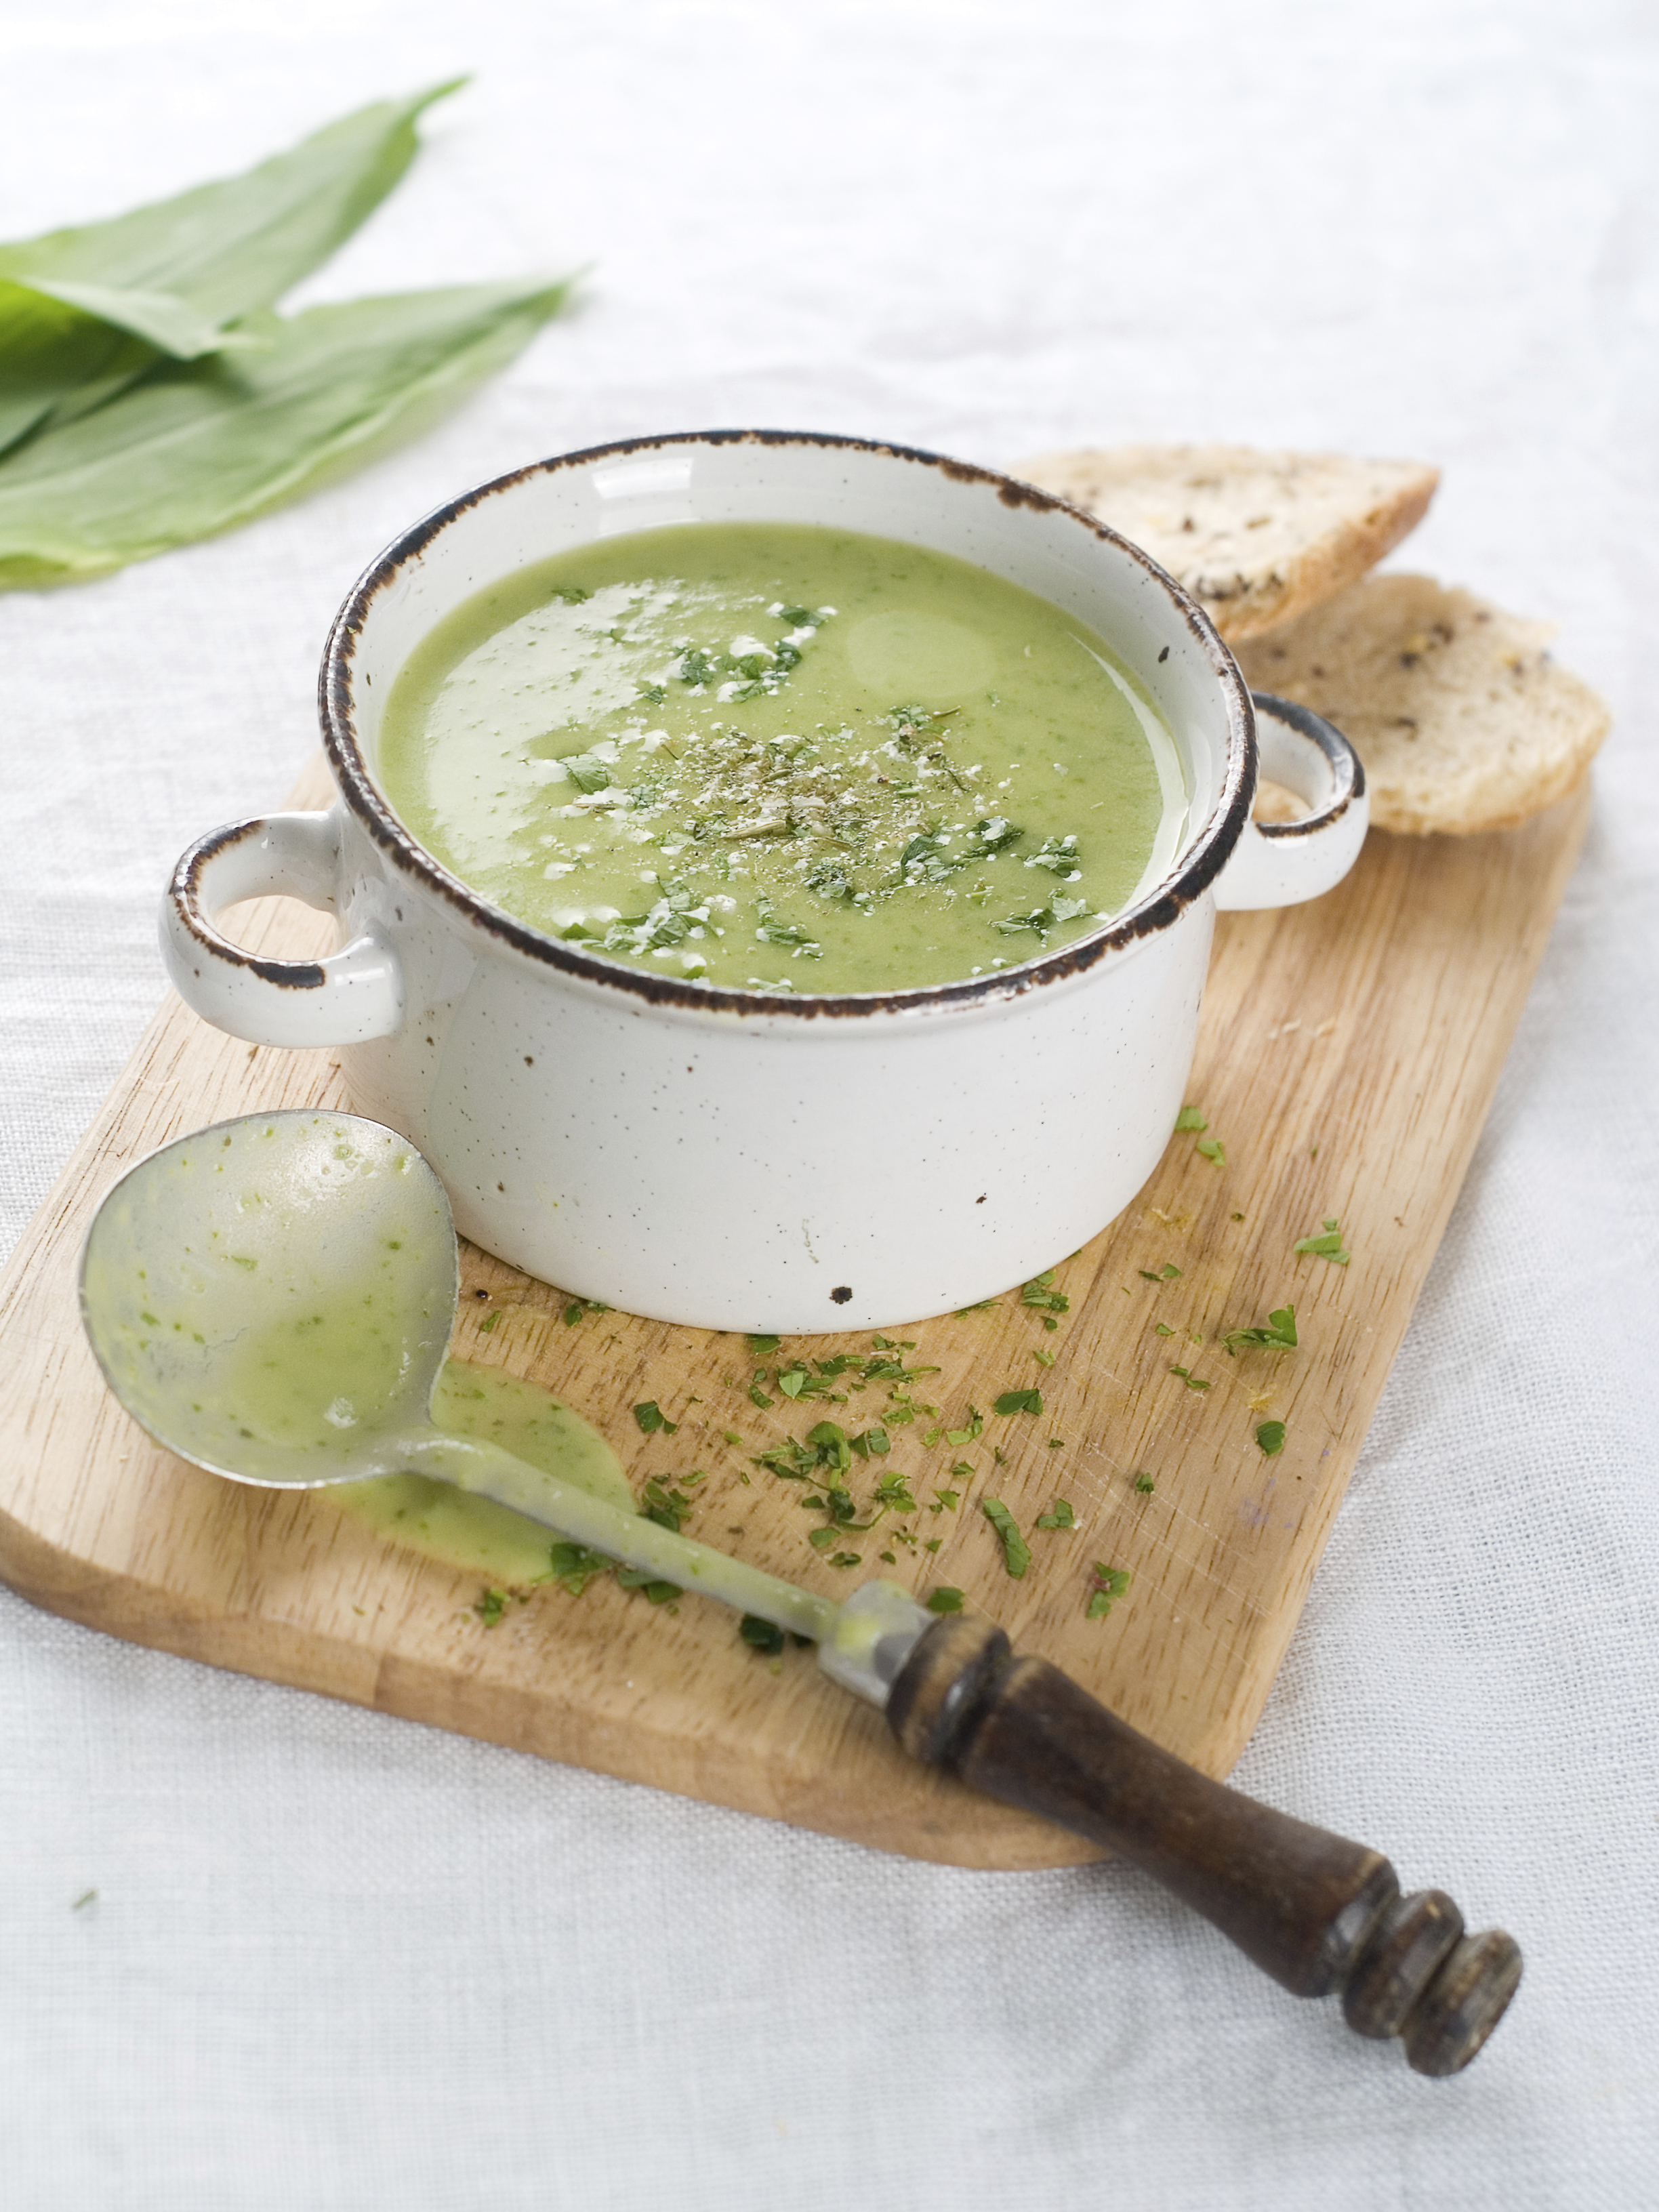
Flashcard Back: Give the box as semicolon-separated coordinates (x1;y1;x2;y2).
1235;573;1610;835
1012;444;1439;642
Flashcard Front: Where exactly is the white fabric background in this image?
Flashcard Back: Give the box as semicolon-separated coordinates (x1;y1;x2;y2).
2;3;1656;2204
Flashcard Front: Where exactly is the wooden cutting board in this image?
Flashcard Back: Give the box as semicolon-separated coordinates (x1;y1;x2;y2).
0;754;1590;1867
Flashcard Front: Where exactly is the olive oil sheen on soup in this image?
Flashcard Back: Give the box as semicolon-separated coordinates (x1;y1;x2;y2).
376;522;1180;996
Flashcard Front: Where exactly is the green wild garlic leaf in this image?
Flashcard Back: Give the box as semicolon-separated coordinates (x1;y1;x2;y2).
0;279;571;589
0;83;462;454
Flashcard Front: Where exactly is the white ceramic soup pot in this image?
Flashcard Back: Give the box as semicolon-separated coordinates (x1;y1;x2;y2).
163;432;1366;1332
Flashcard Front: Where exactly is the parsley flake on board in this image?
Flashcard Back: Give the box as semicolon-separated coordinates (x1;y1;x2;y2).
1174;1106;1208;1132
615;1570;680;1603
1086;1564;1132;1620
1020;1270;1070;1315
1132;1472;1156;1494
632;1400;678;1435
473;1586;508;1627
562;1297;609;1326
1195;1136;1227;1165
640;1478;695;1533
1153;1322;1176;1337
1294;1218;1352;1265
1035;1500;1076;1530
739;1615;784;1656
994;1388;1043;1416
746;1333;781;1356
982;1498;1031;1578
1168;1366;1212;1391
548;1542;614;1596
1255;1420;1287;1456
926;1586;966;1614
1221;1304;1298;1355
873;1473;919;1514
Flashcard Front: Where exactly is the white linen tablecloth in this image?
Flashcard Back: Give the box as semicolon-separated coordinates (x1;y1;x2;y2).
3;3;1656;2204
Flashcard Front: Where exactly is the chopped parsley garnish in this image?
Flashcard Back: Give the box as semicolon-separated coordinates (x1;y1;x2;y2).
1195;1136;1227;1166
1021;1269;1070;1315
994;895;1088;941
1153;1322;1176;1337
1033;1347;1055;1368
548;1542;614;1595
476;1309;499;1334
1035;1499;1075;1530
473;1586;508;1627
828;1552;863;1570
982;1498;1031;1578
1294;1218;1351;1265
1174;1105;1208;1132
615;1570;680;1603
848;1425;891;1458
931;1488;960;1514
1025;834;1082;876
632;1400;678;1435
562;1297;610;1326
747;1333;781;1356
756;1420;853;1482
926;1586;966;1614
946;1407;985;1445
1168;1366;1212;1391
873;1473;919;1514
1132;1472;1156;1494
1221;1304;1298;1355
1086;1563;1132;1620
739;1615;784;1655
776;1363;832;1401
562;750;612;794
640;1477;695;1532
1255;1420;1287;1456
748;1382;775;1408
1138;1261;1182;1282
994;1388;1043;1416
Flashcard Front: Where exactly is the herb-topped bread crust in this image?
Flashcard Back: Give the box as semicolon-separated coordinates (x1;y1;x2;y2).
1011;444;1439;643
1235;573;1611;836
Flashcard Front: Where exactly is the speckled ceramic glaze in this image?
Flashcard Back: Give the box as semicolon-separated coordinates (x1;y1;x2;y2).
163;432;1366;1329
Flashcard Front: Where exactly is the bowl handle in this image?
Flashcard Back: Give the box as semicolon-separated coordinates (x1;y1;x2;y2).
1214;694;1370;912
160;809;404;1048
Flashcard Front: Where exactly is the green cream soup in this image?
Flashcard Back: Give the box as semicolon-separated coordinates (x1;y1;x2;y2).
377;521;1180;994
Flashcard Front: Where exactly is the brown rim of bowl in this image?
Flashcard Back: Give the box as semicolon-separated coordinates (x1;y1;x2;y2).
319;429;1256;1023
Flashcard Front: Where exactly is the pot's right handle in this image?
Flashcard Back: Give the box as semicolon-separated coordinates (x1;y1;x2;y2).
160;810;403;1048
1214;695;1369;912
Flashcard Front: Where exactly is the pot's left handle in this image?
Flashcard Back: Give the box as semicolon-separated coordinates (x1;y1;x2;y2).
161;811;404;1048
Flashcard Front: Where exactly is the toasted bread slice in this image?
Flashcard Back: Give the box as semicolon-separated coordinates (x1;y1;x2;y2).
1012;444;1439;642
1235;573;1610;835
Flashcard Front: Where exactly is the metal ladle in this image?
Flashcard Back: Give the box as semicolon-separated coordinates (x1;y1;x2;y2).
81;1109;1521;2074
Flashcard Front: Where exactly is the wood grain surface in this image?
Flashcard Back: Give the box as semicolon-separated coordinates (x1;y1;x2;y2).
0;756;1591;1867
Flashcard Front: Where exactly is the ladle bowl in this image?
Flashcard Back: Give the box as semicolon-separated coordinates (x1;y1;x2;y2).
79;1110;838;1645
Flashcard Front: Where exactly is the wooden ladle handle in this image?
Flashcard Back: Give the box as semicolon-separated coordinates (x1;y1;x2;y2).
886;1614;1521;2074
